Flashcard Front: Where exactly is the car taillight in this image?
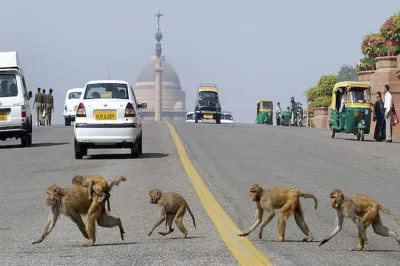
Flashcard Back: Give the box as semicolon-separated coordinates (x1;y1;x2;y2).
21;104;26;118
76;102;86;117
125;103;136;117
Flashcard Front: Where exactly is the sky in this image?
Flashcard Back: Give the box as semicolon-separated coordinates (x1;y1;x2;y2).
0;0;399;124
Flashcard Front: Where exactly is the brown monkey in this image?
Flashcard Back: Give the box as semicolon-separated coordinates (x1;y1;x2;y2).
32;176;126;247
148;188;196;237
238;184;317;241
319;189;400;251
72;174;126;211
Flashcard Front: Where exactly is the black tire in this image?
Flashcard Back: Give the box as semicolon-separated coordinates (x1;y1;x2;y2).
27;120;32;146
74;138;83;159
130;138;140;158
195;113;199;123
330;125;335;139
216;114;221;124
138;133;143;155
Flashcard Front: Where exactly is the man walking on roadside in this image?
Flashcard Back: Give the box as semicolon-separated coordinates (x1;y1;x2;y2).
33;88;43;126
45;88;54;125
41;89;46;125
276;102;282;125
384;84;393;142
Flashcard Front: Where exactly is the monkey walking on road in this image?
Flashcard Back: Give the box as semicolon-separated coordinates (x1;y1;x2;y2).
148;188;196;238
238;184;318;242
320;189;400;251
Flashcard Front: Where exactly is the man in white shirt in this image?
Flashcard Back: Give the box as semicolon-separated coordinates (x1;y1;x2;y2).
276;102;282;125
384;84;393;142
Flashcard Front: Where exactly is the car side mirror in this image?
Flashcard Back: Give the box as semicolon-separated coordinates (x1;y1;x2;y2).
28;91;32;99
139;103;147;109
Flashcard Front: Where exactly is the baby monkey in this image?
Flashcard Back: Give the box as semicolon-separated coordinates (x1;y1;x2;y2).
72;174;126;211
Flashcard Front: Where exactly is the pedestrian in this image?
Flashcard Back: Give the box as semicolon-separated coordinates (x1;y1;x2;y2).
276;102;282;125
45;88;54;126
33;88;43;126
372;91;386;142
384;85;393;142
41;89;46;125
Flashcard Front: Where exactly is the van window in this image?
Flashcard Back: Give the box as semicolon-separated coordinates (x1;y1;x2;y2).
21;76;29;100
0;74;18;98
69;92;82;99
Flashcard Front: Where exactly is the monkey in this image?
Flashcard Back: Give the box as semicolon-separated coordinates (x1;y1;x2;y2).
319;189;400;251
72;174;126;212
147;188;196;238
238;184;318;242
32;176;126;247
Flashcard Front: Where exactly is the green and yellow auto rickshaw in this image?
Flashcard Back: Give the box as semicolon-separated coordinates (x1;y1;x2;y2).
329;81;372;141
281;107;291;126
256;100;273;125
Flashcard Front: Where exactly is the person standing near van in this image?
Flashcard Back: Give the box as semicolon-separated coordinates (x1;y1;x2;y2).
45;88;54;126
33;88;43;126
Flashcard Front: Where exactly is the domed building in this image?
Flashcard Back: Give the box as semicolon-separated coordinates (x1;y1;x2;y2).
134;55;186;121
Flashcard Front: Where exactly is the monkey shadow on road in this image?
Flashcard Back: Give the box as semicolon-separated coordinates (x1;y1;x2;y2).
252;239;320;243
0;142;69;149
86;153;169;160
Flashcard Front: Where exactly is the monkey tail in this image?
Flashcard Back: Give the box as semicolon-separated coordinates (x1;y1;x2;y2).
301;193;318;210
186;205;196;228
108;176;127;192
379;205;400;228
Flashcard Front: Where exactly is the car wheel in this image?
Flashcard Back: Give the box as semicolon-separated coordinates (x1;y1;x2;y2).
138;134;143;155
131;138;140;158
74;138;83;159
195;113;198;123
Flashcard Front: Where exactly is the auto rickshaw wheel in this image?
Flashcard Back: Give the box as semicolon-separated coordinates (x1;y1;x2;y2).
330;125;335;139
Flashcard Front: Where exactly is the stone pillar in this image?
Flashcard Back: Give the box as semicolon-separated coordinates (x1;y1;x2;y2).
154;57;162;121
358;70;376;86
370;56;400;137
312;107;329;129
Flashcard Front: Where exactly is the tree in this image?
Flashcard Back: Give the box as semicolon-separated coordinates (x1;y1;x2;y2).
338;65;358;81
305;75;339;112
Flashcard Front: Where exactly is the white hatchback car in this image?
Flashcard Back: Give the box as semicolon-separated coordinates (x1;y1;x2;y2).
73;80;147;159
63;88;83;126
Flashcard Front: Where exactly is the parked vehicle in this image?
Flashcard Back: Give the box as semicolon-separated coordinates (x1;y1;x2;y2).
194;83;222;124
281;108;291;126
185;111;196;123
63;88;84;126
256;100;273;125
295;102;303;127
0;51;33;147
221;111;234;124
329;81;372;141
73;80;147;159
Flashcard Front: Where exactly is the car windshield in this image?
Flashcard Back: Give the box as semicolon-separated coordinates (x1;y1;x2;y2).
83;83;129;99
348;87;369;103
199;91;217;100
0;74;18;98
69;91;82;99
261;101;272;109
222;114;232;120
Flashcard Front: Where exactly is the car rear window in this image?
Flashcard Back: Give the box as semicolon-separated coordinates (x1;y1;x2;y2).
83;83;129;100
68;91;82;99
0;74;18;98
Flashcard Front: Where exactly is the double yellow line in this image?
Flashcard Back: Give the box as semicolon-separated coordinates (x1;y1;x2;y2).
165;122;272;266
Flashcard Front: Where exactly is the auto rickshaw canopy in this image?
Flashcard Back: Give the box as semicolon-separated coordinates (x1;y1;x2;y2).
331;81;371;109
257;100;273;112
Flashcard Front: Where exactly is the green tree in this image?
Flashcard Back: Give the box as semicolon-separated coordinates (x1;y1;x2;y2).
338;65;358;81
305;75;339;112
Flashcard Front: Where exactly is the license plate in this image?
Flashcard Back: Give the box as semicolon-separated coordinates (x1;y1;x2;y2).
0;112;7;121
94;110;117;120
73;106;78;111
204;114;213;119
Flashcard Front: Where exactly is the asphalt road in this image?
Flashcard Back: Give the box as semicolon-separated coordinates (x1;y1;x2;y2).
1;122;400;266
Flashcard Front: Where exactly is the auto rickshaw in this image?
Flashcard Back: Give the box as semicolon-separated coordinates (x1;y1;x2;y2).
256;100;273;125
281;107;291;126
329;81;372;141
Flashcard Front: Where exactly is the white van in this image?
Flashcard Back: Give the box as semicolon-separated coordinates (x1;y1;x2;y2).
63;88;84;126
0;51;33;147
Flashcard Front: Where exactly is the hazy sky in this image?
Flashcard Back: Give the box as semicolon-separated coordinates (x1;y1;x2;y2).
1;0;398;124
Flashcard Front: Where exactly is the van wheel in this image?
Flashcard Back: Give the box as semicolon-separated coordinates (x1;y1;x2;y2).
65;118;71;126
20;133;29;147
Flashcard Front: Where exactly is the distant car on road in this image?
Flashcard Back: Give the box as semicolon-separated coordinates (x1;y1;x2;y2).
63;88;83;126
221;112;234;124
194;83;222;124
73;80;147;159
185;111;196;123
0;51;33;147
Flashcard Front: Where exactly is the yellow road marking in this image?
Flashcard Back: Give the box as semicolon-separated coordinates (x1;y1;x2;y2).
165;121;273;266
